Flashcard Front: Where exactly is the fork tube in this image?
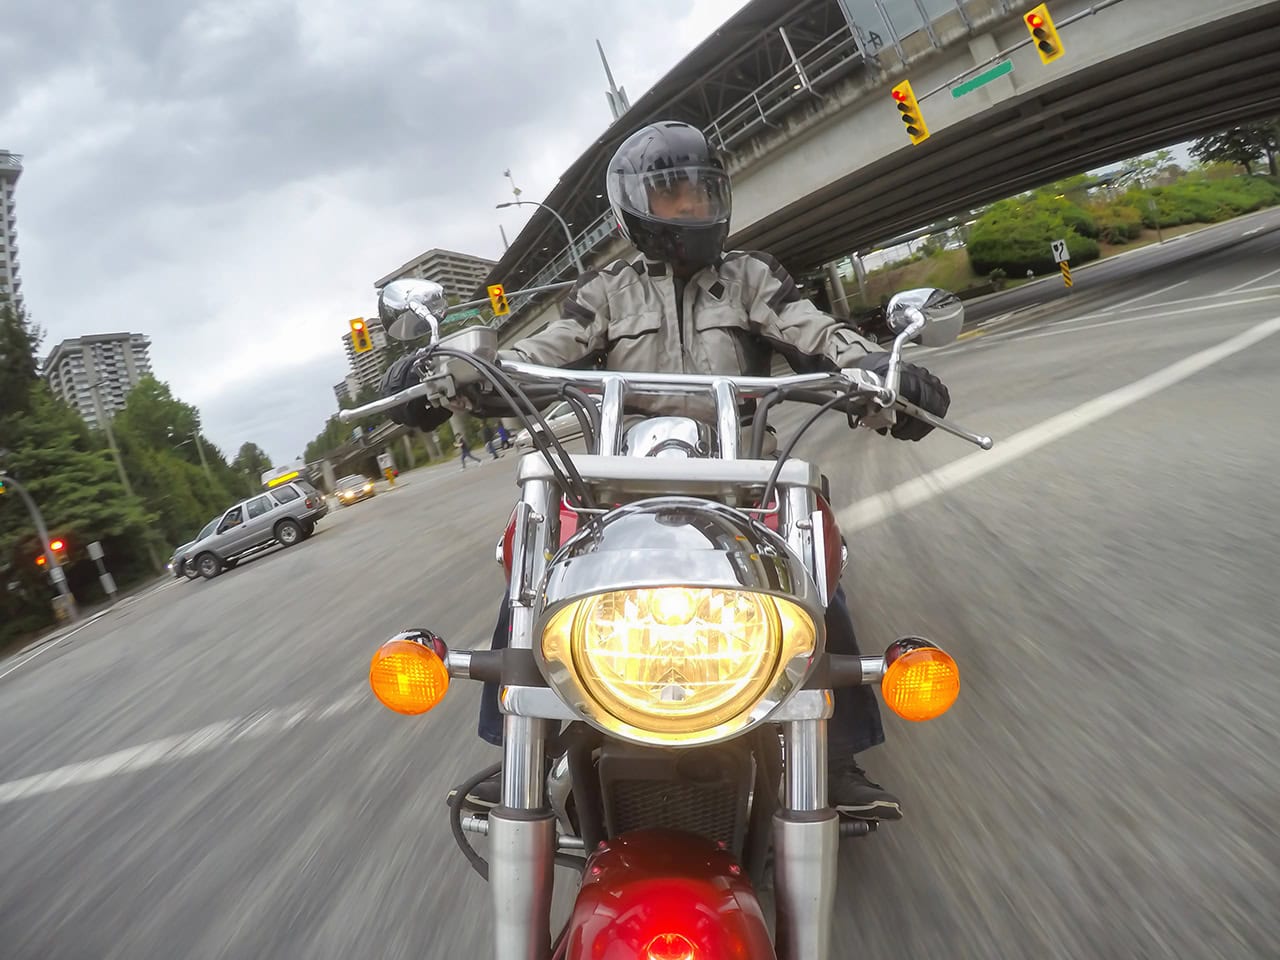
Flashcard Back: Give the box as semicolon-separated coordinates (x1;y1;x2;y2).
774;719;837;960
492;476;556;960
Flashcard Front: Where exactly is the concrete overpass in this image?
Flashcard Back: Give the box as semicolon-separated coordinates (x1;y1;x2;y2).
486;0;1280;344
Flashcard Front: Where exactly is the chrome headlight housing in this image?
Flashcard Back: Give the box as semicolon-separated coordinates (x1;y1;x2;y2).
535;498;824;746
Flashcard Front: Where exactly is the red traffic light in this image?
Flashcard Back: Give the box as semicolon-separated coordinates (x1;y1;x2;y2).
892;89;908;102
36;555;47;567
1026;12;1044;27
352;320;365;330
49;538;66;552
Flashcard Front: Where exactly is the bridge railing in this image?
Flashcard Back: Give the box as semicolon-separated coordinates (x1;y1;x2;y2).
494;0;1016;330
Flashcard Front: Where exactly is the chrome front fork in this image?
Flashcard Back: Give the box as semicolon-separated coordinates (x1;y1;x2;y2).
774;718;838;960
492;479;557;960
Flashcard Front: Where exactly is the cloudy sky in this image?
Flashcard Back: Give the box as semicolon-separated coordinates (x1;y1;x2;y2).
4;0;751;463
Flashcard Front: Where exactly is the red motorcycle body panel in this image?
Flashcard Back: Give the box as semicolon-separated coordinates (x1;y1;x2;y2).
562;830;776;960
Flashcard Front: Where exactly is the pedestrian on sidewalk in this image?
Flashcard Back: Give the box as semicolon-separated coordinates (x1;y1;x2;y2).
496;423;512;450
456;434;482;469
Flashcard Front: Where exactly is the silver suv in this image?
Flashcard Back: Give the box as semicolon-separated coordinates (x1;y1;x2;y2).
187;479;327;579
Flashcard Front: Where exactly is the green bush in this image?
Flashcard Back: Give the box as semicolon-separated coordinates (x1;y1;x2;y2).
1091;203;1144;244
966;199;1100;276
1126;177;1280;228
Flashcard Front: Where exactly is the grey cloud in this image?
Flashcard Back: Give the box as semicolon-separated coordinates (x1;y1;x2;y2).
6;0;749;464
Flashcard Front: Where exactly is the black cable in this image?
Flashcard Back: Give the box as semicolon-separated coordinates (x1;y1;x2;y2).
557;384;600;451
757;390;858;516
426;348;595;509
750;388;788;459
447;762;503;881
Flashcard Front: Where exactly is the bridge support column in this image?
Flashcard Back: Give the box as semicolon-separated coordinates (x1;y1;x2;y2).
825;262;850;320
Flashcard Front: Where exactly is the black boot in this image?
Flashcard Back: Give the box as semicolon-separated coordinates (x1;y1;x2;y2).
828;762;903;820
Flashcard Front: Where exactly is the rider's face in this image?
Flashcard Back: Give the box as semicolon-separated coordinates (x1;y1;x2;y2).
648;179;712;221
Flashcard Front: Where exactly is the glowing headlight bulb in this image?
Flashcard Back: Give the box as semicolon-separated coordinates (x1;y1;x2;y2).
649;588;697;626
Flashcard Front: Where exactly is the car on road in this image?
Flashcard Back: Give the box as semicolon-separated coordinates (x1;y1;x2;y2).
513;399;600;449
334;474;376;506
169;517;219;580
186;480;328;580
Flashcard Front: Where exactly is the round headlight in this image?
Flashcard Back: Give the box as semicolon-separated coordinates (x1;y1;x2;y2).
542;586;815;742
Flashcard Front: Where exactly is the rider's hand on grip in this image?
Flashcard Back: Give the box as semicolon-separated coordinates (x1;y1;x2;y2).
853;352;950;442
379;355;453;432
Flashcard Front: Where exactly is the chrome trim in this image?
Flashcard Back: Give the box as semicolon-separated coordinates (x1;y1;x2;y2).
622;417;712;460
501;716;549;810
488;810;556;960
502;685;579;722
501;362;849;397
547;754;575;834
784;719;827;812
810;508;830;607
444;649;473;679
598;376;625;456
861;656;886;684
535;497;825;747
712;378;738;459
516;452;820;497
773;812;838;960
769;689;834;722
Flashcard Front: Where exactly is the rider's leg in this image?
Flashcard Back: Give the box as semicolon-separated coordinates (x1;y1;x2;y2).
824;583;902;820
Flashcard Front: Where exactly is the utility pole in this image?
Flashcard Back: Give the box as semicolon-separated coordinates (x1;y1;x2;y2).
88;379;162;572
191;427;213;483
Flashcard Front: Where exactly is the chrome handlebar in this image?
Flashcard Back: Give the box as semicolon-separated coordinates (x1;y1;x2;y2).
337;351;993;450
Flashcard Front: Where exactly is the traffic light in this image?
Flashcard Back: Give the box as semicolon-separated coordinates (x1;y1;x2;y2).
487;283;510;317
1024;4;1064;64
890;79;930;146
50;538;68;562
0;476;6;495
35;554;47;567
350;317;374;354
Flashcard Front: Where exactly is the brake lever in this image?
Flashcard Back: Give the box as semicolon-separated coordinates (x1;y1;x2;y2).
894;398;994;449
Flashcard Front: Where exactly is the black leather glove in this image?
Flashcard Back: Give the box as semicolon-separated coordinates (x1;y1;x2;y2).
379;355;453;432
853;352;951;442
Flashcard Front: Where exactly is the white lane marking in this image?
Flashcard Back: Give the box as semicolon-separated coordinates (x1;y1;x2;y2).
0;690;367;805
1224;265;1280;294
1046;286;1280;328
1108;279;1190;311
839;316;1280;533
971;293;1280;349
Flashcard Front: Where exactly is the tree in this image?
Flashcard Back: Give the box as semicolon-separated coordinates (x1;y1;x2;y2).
1191;121;1279;176
231;443;273;493
0;303;40;417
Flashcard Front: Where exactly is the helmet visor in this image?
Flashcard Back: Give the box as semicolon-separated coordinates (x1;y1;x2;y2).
612;165;731;226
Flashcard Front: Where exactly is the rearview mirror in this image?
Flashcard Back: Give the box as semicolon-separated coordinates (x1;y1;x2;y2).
886;288;964;347
378;279;450;342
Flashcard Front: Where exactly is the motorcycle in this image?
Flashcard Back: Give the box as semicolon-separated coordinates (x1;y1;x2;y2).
340;280;992;960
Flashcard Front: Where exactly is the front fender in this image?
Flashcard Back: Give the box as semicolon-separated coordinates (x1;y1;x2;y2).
563;829;775;960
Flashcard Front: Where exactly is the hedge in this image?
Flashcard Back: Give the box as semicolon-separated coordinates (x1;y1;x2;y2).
967;203;1100;276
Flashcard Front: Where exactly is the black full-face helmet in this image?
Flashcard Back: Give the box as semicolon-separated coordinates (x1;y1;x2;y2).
605;121;731;272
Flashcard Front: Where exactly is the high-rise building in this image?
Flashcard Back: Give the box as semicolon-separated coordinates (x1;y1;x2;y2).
374;248;498;302
43;333;154;429
333;374;362;407
1;151;25;318
343;324;390;393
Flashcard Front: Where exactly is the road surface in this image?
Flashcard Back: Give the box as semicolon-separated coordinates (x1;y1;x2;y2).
2;223;1279;958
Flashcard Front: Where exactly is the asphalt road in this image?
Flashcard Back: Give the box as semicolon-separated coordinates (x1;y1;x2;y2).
3;223;1280;958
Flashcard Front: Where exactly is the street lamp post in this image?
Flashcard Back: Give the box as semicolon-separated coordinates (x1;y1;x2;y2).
174;431;213;484
0;470;78;621
495;200;587;274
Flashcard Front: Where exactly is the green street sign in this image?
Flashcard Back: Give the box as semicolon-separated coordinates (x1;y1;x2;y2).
951;61;1013;99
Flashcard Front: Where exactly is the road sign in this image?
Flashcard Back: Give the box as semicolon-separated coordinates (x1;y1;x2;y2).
87;541;104;561
1060;262;1073;288
1051;238;1070;262
487;284;510;316
951;61;1013;99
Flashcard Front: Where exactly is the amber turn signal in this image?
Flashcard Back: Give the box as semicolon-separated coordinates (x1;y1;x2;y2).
370;639;450;715
881;645;960;721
